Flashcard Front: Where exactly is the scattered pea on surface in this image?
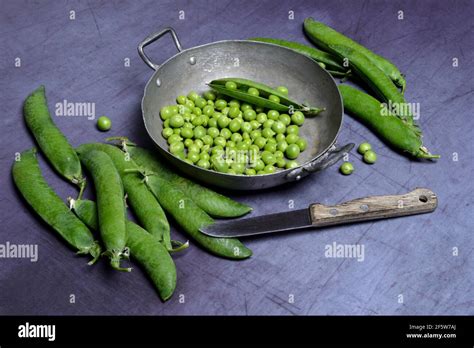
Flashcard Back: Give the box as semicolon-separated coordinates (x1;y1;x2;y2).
97;116;112;131
358;142;372;154
363;150;377;164
339;161;354;175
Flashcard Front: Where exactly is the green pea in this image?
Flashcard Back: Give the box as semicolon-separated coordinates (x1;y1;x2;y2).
195;97;207;109
236;141;249;151
231;133;243;143
208;118;217;128
163;119;170;128
267;110;280;120
277;141;288;152
250;120;260;130
226;140;236;149
203;91;216;101
276;86;289;95
340;162;354;175
217;115;230;129
187;91;199;102
286;144;300;159
262;128;275;139
276;158;286;168
194;125;206;139
178;105;192;114
229;119;241;132
173;128;181;135
162;127;173;139
291;111;305;126
256;112;267;124
242;132;250;140
286;160;299;169
214;136;226;147
231;162;245;174
185;99;195;109
188;144;200;153
229;99;240;108
264;142;277;153
268;95;280;103
202;135;213;146
276;133;286;142
261;151;276;165
167;134;182;144
241;122;252;133
286;125;299;135
254;136;267;149
296;138;307;151
224;81;237;90
279;114;291;126
188;152;200;164
176;95;187;105
169;114;184;128
199;152;210;161
228;106;241;119
207;127;220;138
274;150;284;159
211;145;225;155
255;159;265;171
194;139;204;148
197;159;210;169
160;106;174;120
363;150;377;164
286;133;299;144
272;121;286;134
170;141;184;154
263;119;275;129
184;139;194;148
212;157;229;173
220;128;232;139
170;105;179;114
250;130;261;140
249;144;260;154
181;127;194;139
358;142;372;154
264;164;276;173
221;107;229;116
215;99;227;110
245;168;257;175
241;103;252;112
203;105;215;116
247;87;259;97
243;109;257;121
267;138;277;145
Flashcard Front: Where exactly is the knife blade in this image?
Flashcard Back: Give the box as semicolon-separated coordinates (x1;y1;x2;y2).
199;188;437;238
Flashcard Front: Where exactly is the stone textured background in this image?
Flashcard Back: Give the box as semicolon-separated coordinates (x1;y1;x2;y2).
0;0;472;315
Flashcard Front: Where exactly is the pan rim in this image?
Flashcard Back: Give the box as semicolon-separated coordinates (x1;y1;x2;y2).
141;39;344;179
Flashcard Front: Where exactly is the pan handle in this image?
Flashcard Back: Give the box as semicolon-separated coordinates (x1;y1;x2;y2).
138;27;183;70
286;143;354;182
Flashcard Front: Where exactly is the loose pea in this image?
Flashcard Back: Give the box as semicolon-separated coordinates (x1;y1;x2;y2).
226;140;236;149
340;162;354;175
286;144;301;159
228;106;241;119
194;139;204;148
203;91;216;101
203;105;215;116
176;95;187;105
170;141;184;154
187;91;199;102
217;115;230;128
262;128;275;139
254;136;267;149
286;160;299;169
276;86;289;95
188;144;200;153
208;118;217;128
279;114;291;126
211;145;224;155
178;105;192;114
193;107;202;116
220;128;232;139
195;97;207;109
291;111;305;126
163;119;170;128
241;103;252;112
276;133;286;142
188;152;200;164
267;138;277;145
261;151;276;165
231;133;243;143
358;142;372;154
160;106;174;120
255;159;265;171
199;152;210;161
296;138;307;151
277;141;288;152
181;127;194;139
276;158;286;168
225;81;237;90
201;144;211;153
197;159;210;169
286;125;299;135
250;130;261;140
267;110;280;120
221;107;229;116
227;169;236;174
249;144;260;154
243;109;257;121
256;113;267;124
264;164;276;173
241;122;252;133
245;168;257;175
207;127;220;138
175;151;186;160
247;87;260;96
268;95;280;103
286;133;299;144
274;150;284;159
229;119;241;132
363;150;377;164
229;99;240;108
170;105;179;114
185;99;195;109
184;139;194;148
162;127;173;139
232;162;245;175
250;120;260;130
173;128;181;135
212;157;228;173
264;142;277;153
242;132;250;140
169;114;184;128
272;121;286;134
167;134;182;144
202;135;213;146
215;99;227;110
214;136;226;147
207;100;214;106
194;126;206;139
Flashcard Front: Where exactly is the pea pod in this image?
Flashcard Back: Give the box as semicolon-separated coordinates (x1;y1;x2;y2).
77;149;130;271
339;85;439;159
12;149;101;264
71;199;176;301
24;86;85;196
303;18;406;92
329;44;417;128
108;138;252;218
249;37;347;73
208;78;325;116
76;143;173;250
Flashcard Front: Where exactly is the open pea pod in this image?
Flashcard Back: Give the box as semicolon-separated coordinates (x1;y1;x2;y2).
208;78;325;116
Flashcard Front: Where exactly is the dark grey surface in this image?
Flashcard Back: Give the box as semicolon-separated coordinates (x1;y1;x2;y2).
0;0;473;315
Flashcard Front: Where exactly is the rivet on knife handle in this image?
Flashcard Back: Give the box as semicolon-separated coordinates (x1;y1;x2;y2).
310;188;437;227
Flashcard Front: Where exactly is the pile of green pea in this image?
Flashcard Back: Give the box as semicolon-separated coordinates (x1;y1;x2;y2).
159;87;308;175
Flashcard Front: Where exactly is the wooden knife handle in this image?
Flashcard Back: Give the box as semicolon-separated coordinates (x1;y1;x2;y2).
310;188;437;227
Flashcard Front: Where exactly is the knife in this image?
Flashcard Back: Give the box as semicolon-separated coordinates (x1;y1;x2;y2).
199;188;437;238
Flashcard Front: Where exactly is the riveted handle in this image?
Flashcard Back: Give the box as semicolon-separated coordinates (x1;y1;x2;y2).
138;27;183;70
310;188;437;227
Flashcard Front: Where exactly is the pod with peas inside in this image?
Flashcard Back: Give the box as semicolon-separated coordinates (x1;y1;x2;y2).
159;85;314;175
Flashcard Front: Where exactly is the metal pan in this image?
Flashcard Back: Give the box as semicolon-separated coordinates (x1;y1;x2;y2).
138;28;353;190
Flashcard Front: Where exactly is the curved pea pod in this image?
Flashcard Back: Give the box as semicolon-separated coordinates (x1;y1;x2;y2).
249;37;347;73
71;199;176;301
329;44;416;127
77;149;130;271
107;138;252;218
208;78;325;116
76;143;173;250
12;149;101;264
23;86;85;195
339;85;439;160
303;18;406;93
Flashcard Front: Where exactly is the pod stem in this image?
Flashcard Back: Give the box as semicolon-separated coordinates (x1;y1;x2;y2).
169;240;190;253
103;249;132;272
106;136;136;152
77;180;86;200
417;146;440;160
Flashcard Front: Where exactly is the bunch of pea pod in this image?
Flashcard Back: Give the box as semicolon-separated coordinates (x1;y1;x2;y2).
13;86;253;301
251;18;439;160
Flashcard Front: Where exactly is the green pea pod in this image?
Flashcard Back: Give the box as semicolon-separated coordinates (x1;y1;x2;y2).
71;199;176;301
339;85;439;159
249;37;347;73
76;143;172;250
208;78;325;116
77;150;130;271
24;86;85;196
12;149;101;264
303;18;406;93
329;44;416;128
